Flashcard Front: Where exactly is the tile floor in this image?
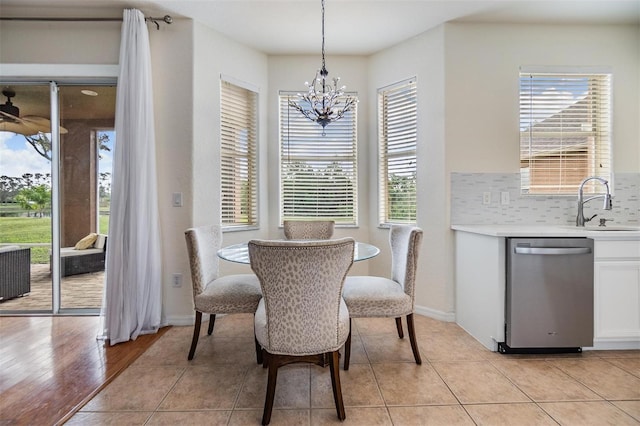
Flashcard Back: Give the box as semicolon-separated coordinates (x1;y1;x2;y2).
68;314;640;425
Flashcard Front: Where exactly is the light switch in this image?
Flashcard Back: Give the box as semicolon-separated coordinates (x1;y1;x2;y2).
501;191;510;205
172;192;183;207
483;192;491;205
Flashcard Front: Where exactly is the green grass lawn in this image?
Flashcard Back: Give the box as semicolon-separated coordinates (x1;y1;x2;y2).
0;216;109;264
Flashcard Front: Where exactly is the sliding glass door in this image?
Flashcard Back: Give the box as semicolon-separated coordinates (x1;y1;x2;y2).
0;84;53;312
0;80;116;314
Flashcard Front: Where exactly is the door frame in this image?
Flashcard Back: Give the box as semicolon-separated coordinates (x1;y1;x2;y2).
1;64;117;315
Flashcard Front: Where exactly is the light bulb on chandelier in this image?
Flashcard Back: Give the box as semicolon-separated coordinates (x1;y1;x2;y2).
288;0;357;133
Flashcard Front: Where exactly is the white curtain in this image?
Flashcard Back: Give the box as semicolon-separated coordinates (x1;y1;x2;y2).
102;8;162;345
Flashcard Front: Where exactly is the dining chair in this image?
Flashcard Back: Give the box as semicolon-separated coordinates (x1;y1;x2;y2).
248;237;355;425
184;224;262;361
341;224;423;370
283;219;335;240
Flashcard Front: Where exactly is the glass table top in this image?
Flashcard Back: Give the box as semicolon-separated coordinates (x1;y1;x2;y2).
217;241;380;264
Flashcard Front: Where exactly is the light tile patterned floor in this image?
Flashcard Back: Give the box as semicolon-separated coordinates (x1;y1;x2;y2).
68;314;640;425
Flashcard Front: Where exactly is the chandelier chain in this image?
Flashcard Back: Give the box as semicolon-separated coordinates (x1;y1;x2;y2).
321;0;326;73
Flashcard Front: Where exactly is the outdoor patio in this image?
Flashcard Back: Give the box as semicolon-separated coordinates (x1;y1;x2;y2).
0;264;103;311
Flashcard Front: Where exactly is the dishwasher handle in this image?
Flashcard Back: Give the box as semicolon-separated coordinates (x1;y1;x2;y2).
514;246;592;255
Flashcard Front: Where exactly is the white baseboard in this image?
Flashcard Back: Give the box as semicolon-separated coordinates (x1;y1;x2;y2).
163;314;199;326
414;305;456;322
586;339;640;351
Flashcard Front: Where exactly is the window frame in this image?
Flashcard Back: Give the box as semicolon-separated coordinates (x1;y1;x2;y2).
519;68;612;196
377;77;418;226
278;91;359;226
220;76;259;230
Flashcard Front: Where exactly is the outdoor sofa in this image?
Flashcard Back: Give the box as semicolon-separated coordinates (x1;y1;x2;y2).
0;245;31;301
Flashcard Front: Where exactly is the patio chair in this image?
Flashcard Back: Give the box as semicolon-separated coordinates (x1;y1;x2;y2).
0;246;31;301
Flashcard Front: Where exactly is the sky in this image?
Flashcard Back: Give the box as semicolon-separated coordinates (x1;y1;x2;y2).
0;132;51;178
0;131;113;181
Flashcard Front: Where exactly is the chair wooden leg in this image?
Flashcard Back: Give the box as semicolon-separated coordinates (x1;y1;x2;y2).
343;319;352;370
188;311;203;360
255;336;263;365
262;355;279;425
406;313;422;365
328;351;346;421
207;314;216;335
395;317;404;339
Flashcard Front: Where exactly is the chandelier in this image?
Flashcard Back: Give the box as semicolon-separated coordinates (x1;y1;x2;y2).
288;0;357;130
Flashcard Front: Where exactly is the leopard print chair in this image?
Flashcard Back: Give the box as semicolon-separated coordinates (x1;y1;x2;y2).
283;220;335;240
341;225;423;370
184;225;262;361
248;237;354;425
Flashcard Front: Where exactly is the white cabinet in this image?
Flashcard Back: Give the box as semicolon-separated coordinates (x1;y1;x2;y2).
454;231;505;351
453;227;640;352
593;240;640;350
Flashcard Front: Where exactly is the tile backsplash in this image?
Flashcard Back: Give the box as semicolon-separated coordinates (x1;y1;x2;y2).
451;172;639;226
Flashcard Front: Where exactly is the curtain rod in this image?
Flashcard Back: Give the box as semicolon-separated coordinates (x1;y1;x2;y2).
0;15;173;30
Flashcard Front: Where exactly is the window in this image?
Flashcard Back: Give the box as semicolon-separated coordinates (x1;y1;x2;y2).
378;78;417;225
519;70;611;195
279;91;358;225
220;78;258;228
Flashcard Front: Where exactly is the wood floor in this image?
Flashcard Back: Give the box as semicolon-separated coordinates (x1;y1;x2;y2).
0;315;169;425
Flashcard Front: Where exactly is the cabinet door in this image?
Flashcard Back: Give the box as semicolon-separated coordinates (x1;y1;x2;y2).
594;261;640;342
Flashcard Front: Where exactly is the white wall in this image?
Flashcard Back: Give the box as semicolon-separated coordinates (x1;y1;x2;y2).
368;22;640;319
368;27;454;321
2;16;638;325
167;22;270;323
152;20;195;324
445;23;640;174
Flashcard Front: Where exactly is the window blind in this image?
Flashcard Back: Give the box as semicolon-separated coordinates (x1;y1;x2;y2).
519;72;611;195
378;78;417;224
220;79;258;227
279;92;358;225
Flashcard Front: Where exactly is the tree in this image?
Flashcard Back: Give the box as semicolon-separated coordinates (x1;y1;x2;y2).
387;172;416;222
14;185;51;217
13;192;35;217
23;132;112;162
0;176;22;203
24;133;52;161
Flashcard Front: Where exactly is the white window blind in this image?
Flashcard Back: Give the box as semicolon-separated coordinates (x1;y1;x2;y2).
519;71;611;195
220;79;258;228
279;92;358;225
378;78;417;225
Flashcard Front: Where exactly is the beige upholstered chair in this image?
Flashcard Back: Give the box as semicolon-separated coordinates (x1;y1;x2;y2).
184;225;262;361
283;220;335;240
341;225;423;370
249;237;354;425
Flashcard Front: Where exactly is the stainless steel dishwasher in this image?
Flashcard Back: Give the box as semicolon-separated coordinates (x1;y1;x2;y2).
499;237;594;354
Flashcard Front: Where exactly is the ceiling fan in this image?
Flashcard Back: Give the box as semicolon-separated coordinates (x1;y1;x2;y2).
0;88;68;136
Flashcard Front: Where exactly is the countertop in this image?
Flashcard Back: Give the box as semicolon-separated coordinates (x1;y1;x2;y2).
451;224;640;239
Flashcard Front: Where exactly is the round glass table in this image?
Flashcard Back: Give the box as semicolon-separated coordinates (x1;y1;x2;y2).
217;241;380;264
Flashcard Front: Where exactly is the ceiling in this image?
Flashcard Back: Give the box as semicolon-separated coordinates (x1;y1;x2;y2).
1;0;637;120
0;0;638;55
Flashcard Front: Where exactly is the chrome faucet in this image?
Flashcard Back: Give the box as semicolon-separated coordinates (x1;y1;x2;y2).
576;176;612;227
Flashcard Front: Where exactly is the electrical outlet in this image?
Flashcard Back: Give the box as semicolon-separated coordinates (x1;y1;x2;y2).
172;273;182;288
501;191;510;205
483;192;491;205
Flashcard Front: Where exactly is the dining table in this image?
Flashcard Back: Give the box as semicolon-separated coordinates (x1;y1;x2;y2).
217;241;380;264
